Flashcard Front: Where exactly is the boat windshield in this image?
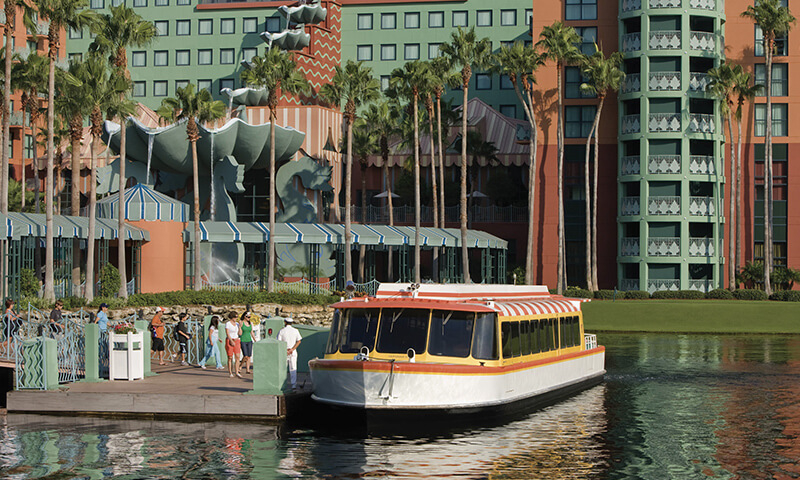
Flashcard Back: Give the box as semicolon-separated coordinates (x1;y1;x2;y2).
325;309;341;354
338;308;380;354
471;312;499;360
428;310;474;358
376;308;429;354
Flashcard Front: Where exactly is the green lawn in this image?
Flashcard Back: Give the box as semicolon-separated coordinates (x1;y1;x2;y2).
582;300;800;334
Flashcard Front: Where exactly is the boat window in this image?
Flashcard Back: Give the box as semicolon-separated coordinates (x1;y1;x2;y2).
325;309;341;354
376;308;429;354
559;317;567;349
472;313;499;360
520;320;531;355
545;318;556;351
339;308;380;354
501;322;512;358
429;310;474;358
530;319;540;354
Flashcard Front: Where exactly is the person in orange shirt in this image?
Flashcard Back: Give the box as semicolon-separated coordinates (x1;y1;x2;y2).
150;307;166;365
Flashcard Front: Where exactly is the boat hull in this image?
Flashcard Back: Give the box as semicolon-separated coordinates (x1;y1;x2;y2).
309;347;605;412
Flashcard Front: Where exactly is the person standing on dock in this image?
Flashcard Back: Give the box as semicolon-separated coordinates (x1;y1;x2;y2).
150;307;166;365
198;316;224;370
94;303;109;333
225;312;242;378
239;312;254;375
277;317;302;390
48;300;65;337
175;313;191;366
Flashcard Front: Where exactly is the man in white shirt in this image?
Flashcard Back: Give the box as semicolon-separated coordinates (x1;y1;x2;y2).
277;317;302;390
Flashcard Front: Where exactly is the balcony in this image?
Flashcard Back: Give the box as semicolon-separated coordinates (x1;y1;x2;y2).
621;237;640;256
621;196;641;216
621;74;641;94
621;155;641;176
689;114;715;133
649;31;681;50
648;196;681;215
622;115;641;134
689;155;715;174
648;237;680;256
622;0;642;11
650;0;681;7
689;73;710;92
649;279;680;293
649;71;681;91
689;31;716;51
689;0;715;9
688;237;715;256
339;205;529;224
648;155;681;174
688;279;714;292
689;196;715;216
649;113;681;133
622;33;642;53
9;111;27;127
621;279;641;291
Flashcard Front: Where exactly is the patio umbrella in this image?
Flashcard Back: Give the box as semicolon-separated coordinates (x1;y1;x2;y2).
374;190;400;199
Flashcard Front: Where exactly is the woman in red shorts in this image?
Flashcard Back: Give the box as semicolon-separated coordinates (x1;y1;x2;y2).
224;311;242;378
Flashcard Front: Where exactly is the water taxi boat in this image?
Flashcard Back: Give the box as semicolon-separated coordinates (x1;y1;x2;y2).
309;283;605;416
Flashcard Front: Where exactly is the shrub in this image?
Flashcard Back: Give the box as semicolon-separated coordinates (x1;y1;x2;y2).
124;290;338;307
564;287;593;299
21;296;52;310
624;290;650;300
706;288;735;300
770;290;800;302
60;296;87;310
733;289;767;301
98;264;121;298
594;289;624;300
87;296;126;309
19;268;40;298
651;290;706;300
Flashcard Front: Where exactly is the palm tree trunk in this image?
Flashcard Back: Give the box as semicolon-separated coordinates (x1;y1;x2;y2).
86;129;99;301
428;106;439;282
460;83;470;283
43;48;56;301
383;156;394;282
344;116;353;284
268;116;276;291
736;117;743;283
763;45;773;295
512;82;537;286
591;97;604;290
118;118;128;298
436;94;446;229
727;113;735;290
191;132;201;292
556;64;565;294
70;121;82;290
583;105;600;291
20;110;26;211
413;94;421;284
358;162;367;282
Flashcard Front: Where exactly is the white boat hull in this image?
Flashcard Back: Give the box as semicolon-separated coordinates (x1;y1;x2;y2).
310;347;605;410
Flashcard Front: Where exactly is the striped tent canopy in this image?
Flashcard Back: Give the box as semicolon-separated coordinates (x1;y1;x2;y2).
0;212;10;238
97;183;190;222
182;221;507;249
492;299;583;317
5;212;149;241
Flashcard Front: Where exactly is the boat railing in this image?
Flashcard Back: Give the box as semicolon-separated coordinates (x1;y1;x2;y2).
584;334;598;350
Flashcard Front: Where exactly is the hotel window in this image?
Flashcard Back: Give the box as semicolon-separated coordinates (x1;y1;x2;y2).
221;18;235;34
574;26;597;55
69;53;83;63
199;19;212;35
69;28;82;40
176;19;190;36
405;12;420;29
176;80;189;90
429;12;444;28
357;45;373;61
198;79;212;92
243;17;258;33
242;48;257;62
153;80;168;97
525;9;533;26
500;10;516;26
565;105;597;138
133;81;146;97
90;0;104;9
477;10;492;27
565;66;595;98
755;25;787;56
154;50;168;66
381;13;396;29
266;17;281;33
155;0;168;5
404;43;420;60
358;14;373;30
500;75;513;90
380;75;390;91
133;0;147;6
755;64;788;97
755;104;788;137
220;48;235;64
177;0;190;5
428;43;442;59
475;74;491;90
500;105;516;118
566;0;597;21
24;134;33;159
381;44;396;61
132;51;146;67
198;49;212;65
453;11;468;27
176;50;190;66
220;78;234;92
154;21;168;36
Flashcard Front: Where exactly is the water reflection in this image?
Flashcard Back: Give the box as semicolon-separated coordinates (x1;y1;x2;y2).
1;334;800;479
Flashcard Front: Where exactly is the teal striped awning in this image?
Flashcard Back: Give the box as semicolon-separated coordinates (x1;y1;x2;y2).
97;183;190;222
182;222;507;249
0;212;10;238
5;212;150;241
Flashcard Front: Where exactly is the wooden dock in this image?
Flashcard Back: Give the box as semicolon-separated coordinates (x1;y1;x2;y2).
6;363;311;421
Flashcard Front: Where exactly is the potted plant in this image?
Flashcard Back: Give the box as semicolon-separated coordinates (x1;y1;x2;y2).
109;323;144;381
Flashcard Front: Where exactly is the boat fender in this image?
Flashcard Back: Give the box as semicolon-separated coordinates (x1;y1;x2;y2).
407;348;416;363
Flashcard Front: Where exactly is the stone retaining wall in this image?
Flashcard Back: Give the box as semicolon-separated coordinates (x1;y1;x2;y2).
108;303;336;327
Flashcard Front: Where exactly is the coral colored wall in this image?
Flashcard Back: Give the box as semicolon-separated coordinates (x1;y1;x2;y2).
131;220;186;294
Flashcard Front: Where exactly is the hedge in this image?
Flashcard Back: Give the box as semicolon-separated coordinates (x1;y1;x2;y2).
651;290;706;300
594;289;624;300
563;287;593;299
770;290;800;302
733;289;768;301
624;290;650;300
706;288;735;300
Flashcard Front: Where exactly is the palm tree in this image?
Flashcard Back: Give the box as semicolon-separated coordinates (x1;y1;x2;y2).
157;84;225;291
349;120;376;282
440;27;492;283
429;57;460;230
240;47;308;292
11;53;48;212
320;60;380;285
536;21;582;294
34;0;96;301
742;0;796;296
390;60;433;284
580;47;624;291
492;42;544;285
